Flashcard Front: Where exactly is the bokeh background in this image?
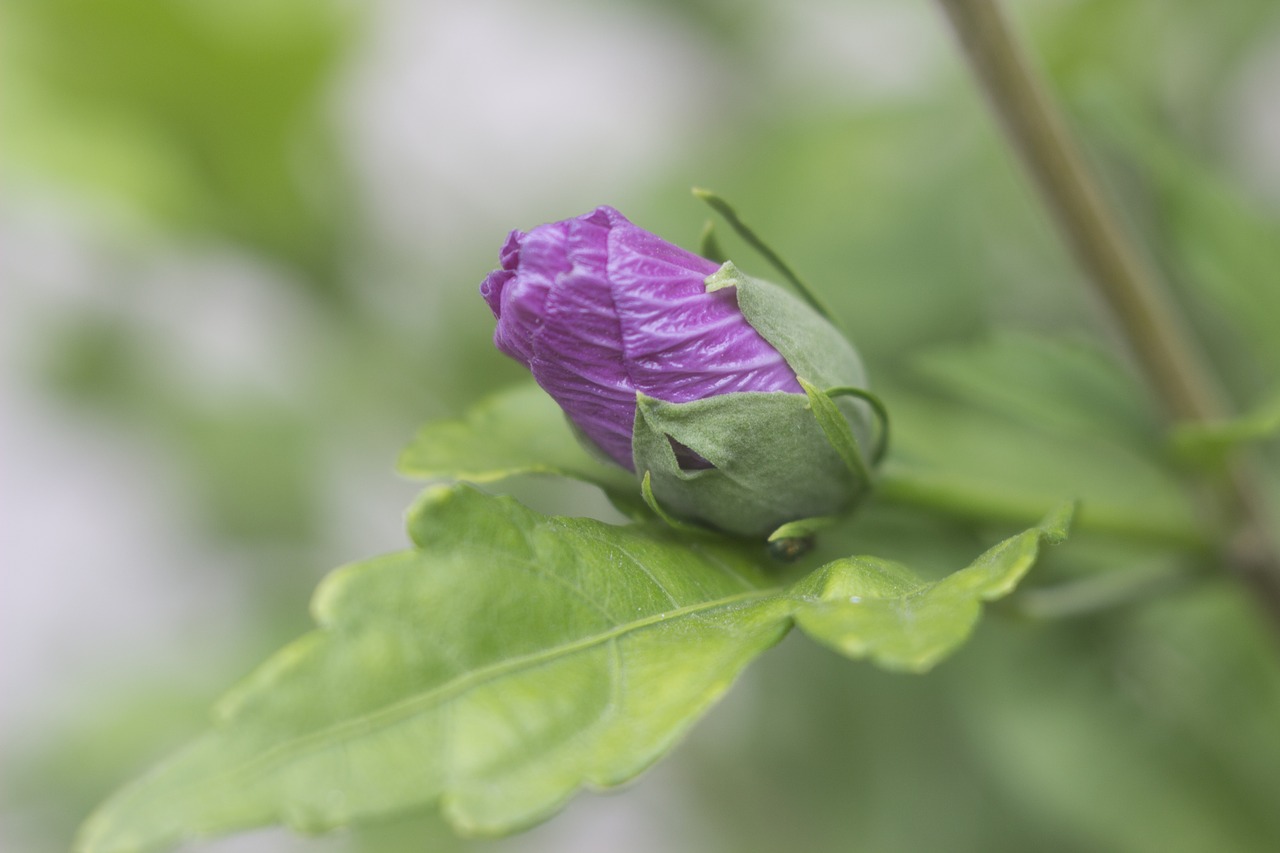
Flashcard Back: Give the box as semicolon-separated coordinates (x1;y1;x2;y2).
4;0;1280;851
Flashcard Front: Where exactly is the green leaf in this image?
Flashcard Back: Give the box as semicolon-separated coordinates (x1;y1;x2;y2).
910;333;1161;444
791;503;1074;673
881;335;1204;548
397;382;636;498
1080;94;1280;387
7;0;353;277
76;485;791;853
77;485;1072;852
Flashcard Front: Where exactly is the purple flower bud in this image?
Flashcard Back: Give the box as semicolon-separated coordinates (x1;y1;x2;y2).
481;206;801;470
479;204;881;539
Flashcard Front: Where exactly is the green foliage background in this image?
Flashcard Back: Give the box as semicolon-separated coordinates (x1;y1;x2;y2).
4;0;1279;851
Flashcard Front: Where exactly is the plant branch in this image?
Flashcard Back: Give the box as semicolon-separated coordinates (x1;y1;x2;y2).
876;469;1212;552
934;0;1280;629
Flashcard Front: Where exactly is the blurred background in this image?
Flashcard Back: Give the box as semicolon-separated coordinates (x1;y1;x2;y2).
3;0;1280;851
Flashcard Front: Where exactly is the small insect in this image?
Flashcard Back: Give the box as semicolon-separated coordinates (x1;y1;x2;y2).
767;535;814;563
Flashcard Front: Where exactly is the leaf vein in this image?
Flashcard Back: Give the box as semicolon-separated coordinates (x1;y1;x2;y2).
218;588;781;788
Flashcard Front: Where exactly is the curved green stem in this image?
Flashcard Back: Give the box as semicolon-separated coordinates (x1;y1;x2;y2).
798;377;872;484
934;0;1280;631
826;386;891;464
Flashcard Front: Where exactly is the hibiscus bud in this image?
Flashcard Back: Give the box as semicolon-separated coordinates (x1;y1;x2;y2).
480;205;880;539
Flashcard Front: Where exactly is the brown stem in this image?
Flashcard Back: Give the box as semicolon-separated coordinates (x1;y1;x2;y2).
934;0;1280;629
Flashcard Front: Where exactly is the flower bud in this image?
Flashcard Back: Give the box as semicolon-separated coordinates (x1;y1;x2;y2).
480;205;879;538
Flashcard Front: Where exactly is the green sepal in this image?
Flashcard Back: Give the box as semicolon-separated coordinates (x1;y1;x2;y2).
705;262;861;390
692;187;837;324
633;391;867;538
705;262;876;454
768;515;839;542
698;219;727;264
640;470;709;535
766;515;839;563
798;376;872;483
826;386;890;464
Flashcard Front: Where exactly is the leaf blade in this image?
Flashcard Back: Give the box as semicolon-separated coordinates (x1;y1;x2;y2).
791;503;1074;673
76;486;792;853
396;382;636;496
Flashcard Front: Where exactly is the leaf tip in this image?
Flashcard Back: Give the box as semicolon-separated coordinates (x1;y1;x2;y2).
404;482;473;548
1038;500;1077;544
73;798;152;853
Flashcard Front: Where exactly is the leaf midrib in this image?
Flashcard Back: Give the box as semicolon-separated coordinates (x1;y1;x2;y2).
209;586;786;790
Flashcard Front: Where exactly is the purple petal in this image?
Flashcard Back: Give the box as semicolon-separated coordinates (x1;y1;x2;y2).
608;221;801;402
479;205;800;470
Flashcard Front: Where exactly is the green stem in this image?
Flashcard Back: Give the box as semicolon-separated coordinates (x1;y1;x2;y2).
935;0;1221;423
934;0;1280;630
876;470;1212;552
